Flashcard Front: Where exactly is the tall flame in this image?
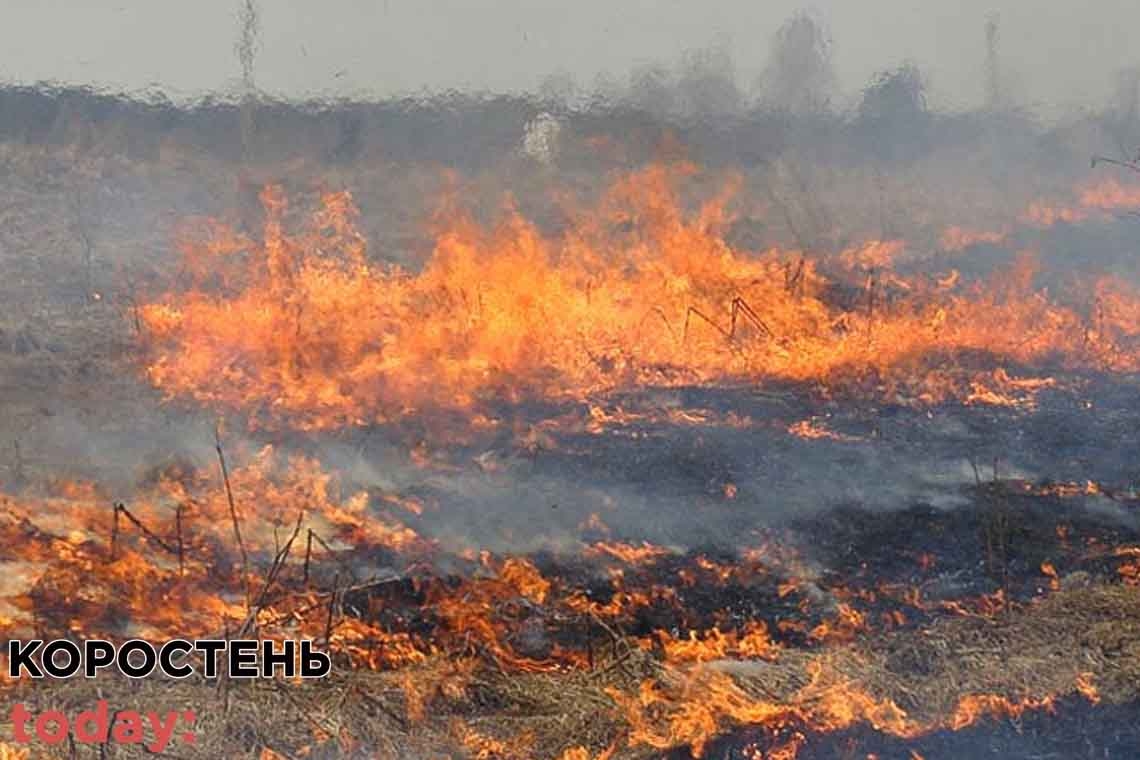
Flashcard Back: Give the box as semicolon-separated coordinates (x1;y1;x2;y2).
139;167;1140;429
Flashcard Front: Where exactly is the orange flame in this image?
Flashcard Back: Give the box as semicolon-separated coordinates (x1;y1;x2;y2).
138;168;1140;430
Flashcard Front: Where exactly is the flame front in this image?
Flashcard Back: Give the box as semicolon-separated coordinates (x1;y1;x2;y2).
138;166;1140;431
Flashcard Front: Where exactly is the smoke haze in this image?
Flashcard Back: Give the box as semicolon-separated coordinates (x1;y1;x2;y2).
1;0;1138;112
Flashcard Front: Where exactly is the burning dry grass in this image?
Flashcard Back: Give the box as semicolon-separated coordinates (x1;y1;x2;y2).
3;584;1138;758
136;165;1140;432
436;584;1140;758
5;143;1140;758
7;442;1140;758
2;438;1139;760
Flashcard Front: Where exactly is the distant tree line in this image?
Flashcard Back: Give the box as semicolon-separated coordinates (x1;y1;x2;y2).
0;10;1132;169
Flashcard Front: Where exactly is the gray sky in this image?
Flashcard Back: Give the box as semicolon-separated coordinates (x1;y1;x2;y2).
1;1;1137;111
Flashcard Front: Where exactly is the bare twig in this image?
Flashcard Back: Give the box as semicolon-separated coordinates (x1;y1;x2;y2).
175;503;185;576
785;255;806;296
123;268;144;338
237;509;306;639
217;618;232;711
215;423;251;607
730;296;773;339
109;502;120;561
324;571;342;647
586;610;635;681
865;270;877;344
203;574;404;639
70;185;97;304
683;296;773;345
637;306;677;344
303;528;314;584
1092;155;1140;174
684;306;731;343
114;503;178;555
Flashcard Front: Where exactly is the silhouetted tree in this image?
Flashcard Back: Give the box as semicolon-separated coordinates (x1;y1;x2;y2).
984;13;1006;111
235;0;260;161
853;63;931;162
675;46;742;119
756;12;836;115
627;64;677;117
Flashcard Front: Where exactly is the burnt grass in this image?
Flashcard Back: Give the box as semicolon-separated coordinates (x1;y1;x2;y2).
311;371;1140;758
310;362;1140;658
331;456;1140;667
796;488;1140;607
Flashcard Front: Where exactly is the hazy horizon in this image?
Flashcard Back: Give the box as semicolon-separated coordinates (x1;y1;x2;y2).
1;1;1137;113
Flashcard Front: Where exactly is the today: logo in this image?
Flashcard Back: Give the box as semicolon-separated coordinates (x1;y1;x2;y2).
9;701;197;753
